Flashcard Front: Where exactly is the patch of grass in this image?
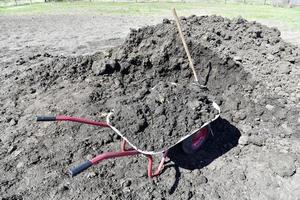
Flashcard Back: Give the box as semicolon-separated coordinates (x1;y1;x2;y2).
0;1;300;30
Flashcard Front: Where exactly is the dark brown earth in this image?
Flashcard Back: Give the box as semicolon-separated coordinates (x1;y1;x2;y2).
1;15;300;200
110;82;218;152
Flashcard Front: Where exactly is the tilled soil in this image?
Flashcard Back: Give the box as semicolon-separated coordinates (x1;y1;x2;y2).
1;15;300;200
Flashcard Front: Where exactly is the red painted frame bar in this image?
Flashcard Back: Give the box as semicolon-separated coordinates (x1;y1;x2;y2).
90;149;141;165
121;140;167;178
56;115;109;127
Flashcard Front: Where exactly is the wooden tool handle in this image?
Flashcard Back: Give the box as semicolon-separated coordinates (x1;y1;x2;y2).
172;8;198;83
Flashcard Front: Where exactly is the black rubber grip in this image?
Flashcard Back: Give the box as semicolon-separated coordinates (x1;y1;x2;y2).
36;116;56;122
69;160;93;177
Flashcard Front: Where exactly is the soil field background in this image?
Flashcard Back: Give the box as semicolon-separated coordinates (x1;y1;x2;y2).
1;2;300;200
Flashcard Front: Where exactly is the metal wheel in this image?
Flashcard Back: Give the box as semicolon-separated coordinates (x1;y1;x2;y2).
182;126;210;154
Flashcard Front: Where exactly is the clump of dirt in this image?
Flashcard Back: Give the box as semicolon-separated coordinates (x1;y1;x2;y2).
110;82;218;151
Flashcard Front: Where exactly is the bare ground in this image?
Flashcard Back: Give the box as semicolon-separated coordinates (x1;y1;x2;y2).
0;14;300;200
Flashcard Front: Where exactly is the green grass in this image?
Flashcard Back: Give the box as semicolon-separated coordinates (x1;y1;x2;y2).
0;1;300;30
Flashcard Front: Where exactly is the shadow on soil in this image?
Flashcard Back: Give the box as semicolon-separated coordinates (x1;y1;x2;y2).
165;117;241;194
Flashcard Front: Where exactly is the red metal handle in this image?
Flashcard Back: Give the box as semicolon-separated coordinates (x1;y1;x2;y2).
37;115;109;127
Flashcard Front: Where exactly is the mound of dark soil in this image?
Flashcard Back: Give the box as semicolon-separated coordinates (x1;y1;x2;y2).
89;16;257;152
110;82;218;151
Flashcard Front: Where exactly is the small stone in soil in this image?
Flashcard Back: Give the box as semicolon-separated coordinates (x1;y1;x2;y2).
269;154;296;177
8;145;17;154
58;184;69;192
86;172;97;178
278;62;291;74
233;56;242;62
249;135;265;146
120;179;132;187
92;59;116;75
9;119;17;126
238;135;249;146
265;104;275;111
16;162;24;168
281;123;293;136
239;172;247;181
198;175;208;184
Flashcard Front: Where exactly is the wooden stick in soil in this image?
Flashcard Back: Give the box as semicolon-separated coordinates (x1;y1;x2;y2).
172;8;199;83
